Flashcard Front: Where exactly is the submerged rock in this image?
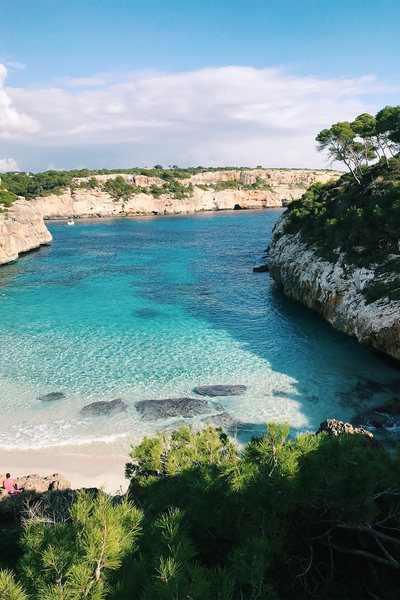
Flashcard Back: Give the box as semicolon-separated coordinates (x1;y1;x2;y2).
80;399;127;416
194;385;247;397
210;412;254;432
135;398;208;420
375;396;400;414
38;392;65;402
211;402;225;411
211;412;242;430
354;397;400;430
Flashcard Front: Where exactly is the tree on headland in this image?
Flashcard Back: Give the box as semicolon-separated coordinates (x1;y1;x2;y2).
316;121;363;184
316;105;400;182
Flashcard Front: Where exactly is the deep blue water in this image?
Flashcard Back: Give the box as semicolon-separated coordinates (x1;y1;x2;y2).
0;209;399;456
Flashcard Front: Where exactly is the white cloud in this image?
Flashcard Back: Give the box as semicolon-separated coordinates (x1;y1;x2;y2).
0;64;40;138
0;157;19;172
1;64;398;169
6;61;27;70
67;77;107;88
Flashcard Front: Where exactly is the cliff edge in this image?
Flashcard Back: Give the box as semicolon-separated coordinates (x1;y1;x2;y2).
0;200;52;265
26;168;341;219
268;156;400;360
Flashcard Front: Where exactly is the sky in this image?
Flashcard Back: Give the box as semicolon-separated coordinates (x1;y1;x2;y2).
0;0;399;173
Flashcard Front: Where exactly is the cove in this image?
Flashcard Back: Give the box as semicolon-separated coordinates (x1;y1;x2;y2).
0;209;399;457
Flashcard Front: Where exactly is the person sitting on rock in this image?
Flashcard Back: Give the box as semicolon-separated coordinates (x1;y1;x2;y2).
3;473;22;495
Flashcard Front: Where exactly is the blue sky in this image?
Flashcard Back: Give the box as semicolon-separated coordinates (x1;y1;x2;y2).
0;0;399;172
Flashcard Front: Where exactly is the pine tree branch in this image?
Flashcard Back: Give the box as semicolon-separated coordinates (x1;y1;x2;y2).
320;541;400;569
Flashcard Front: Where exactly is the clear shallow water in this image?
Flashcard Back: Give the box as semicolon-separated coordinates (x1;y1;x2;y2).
1;209;399;456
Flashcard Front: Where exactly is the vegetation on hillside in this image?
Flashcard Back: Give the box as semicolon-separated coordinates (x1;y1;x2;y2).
0;165;335;205
281;106;400;306
284;153;400;262
1;422;400;599
0;188;18;210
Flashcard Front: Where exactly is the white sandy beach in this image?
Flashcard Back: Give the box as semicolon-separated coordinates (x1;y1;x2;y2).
0;451;129;495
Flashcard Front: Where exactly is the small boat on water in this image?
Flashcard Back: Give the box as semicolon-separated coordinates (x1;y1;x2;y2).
67;218;75;226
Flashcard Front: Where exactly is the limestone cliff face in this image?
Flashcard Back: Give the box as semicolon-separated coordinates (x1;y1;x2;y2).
0;200;52;265
268;215;400;360
29;169;341;219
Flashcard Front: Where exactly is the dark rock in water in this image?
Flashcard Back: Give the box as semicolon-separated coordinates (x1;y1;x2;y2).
211;412;242;430
38;392;65;402
253;264;269;272
372;348;400;371
316;419;382;450
80;399;127;416
135;398;208;420
375;396;400;414
210;412;254;433
272;390;291;398
194;385;247;397
354;397;400;430
306;395;319;404
211;402;225;412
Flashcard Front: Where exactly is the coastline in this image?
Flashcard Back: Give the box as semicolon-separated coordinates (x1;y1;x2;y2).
0;450;129;495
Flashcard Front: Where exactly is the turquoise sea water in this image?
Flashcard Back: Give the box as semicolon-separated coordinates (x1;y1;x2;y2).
0;209;399;456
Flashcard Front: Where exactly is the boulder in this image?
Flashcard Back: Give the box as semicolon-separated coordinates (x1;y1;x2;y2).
253;264;269;272
316;419;382;450
194;385;247;397
38;392;65;402
0;472;71;497
135;398;209;420
80;399;127;416
0;473;72;525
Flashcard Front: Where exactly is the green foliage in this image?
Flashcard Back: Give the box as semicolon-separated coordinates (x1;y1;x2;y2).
1;170;89;200
316;106;400;181
103;176;147;200
0;570;27;600
204;177;275;193
283;155;400;268
0;189;18;208
17;490;142;600
2;424;400;598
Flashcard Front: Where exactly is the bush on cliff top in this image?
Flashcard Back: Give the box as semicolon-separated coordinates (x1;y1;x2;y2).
0;188;18;208
0;166;334;201
283;154;400;271
1;422;400;600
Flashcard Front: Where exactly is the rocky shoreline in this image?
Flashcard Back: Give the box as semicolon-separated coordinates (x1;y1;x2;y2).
0;200;52;265
0;168;341;266
29;168;341;219
0;417;386;531
268;214;400;361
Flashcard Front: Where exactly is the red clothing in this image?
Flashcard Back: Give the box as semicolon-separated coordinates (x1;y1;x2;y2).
4;478;15;493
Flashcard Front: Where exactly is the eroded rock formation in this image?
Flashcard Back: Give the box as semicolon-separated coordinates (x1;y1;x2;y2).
0;199;52;265
268;215;400;360
28;169;341;219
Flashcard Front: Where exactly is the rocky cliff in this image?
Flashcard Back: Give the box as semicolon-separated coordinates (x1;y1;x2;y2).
268;214;400;360
0;200;53;265
28;168;341;219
